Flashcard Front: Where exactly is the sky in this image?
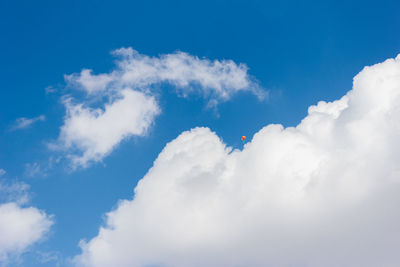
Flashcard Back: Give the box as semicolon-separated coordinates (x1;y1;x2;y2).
1;0;400;266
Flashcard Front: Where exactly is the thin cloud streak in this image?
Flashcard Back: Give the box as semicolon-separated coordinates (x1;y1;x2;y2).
10;115;45;131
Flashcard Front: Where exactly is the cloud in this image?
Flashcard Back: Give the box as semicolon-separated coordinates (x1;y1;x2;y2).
74;54;400;267
45;86;57;94
11;115;45;131
56;89;160;168
0;180;30;205
0;203;53;264
65;47;264;103
57;48;262;168
0;169;5;177
24;162;43;178
35;250;62;266
0;181;53;265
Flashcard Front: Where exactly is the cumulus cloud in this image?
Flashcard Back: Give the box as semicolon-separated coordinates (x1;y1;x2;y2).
0;181;53;264
57;48;261;168
75;54;400;267
11;115;45;131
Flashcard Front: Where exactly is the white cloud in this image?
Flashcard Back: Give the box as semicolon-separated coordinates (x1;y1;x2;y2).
0;170;5;177
11;115;45;131
0;181;53;265
0;203;53;264
65;47;264;103
66;69;114;95
57;89;160;168
74;54;400;267
58;48;261;168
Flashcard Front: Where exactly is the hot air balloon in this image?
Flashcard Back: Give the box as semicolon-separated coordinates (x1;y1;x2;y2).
241;136;246;141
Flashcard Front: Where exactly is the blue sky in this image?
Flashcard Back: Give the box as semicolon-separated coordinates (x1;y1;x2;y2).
1;0;400;266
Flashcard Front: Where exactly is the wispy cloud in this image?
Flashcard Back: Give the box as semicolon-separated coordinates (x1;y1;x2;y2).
65;47;265;104
24;162;42;178
35;250;62;267
11;115;45;131
0;180;30;205
45;86;57;94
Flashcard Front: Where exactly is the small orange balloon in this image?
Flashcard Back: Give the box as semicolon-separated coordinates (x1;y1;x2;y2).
241;136;246;141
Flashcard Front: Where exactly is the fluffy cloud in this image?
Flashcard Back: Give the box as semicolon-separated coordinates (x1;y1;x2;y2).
57;89;160;168
0;181;53;264
74;54;400;267
58;48;261;168
11;115;45;131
